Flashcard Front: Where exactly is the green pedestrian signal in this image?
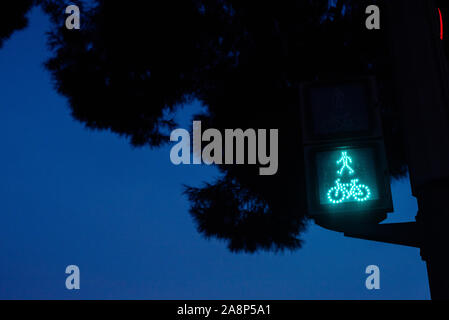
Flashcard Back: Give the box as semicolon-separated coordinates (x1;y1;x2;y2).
327;151;371;204
304;142;392;216
336;152;355;176
300;78;393;221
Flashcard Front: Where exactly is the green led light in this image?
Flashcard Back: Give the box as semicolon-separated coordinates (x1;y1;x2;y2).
336;151;354;175
327;179;371;204
327;151;371;204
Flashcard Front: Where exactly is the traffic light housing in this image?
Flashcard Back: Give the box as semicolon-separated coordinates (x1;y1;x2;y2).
300;78;393;224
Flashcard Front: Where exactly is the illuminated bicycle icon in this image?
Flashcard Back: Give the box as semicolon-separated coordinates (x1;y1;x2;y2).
327;178;371;204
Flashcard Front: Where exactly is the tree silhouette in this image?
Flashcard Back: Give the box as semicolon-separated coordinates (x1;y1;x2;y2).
2;0;414;252
0;1;35;48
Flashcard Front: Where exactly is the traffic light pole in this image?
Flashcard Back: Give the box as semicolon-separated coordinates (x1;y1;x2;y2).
314;216;421;248
385;0;449;300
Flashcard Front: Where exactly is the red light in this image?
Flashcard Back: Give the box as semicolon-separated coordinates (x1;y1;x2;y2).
439;8;443;40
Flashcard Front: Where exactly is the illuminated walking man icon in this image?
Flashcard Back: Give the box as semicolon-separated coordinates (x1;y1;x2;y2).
337;151;354;175
327;151;371;204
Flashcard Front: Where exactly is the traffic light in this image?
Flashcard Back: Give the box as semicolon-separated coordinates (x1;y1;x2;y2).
300;78;393;222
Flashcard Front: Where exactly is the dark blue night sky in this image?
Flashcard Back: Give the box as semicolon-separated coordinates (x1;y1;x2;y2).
0;7;429;299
